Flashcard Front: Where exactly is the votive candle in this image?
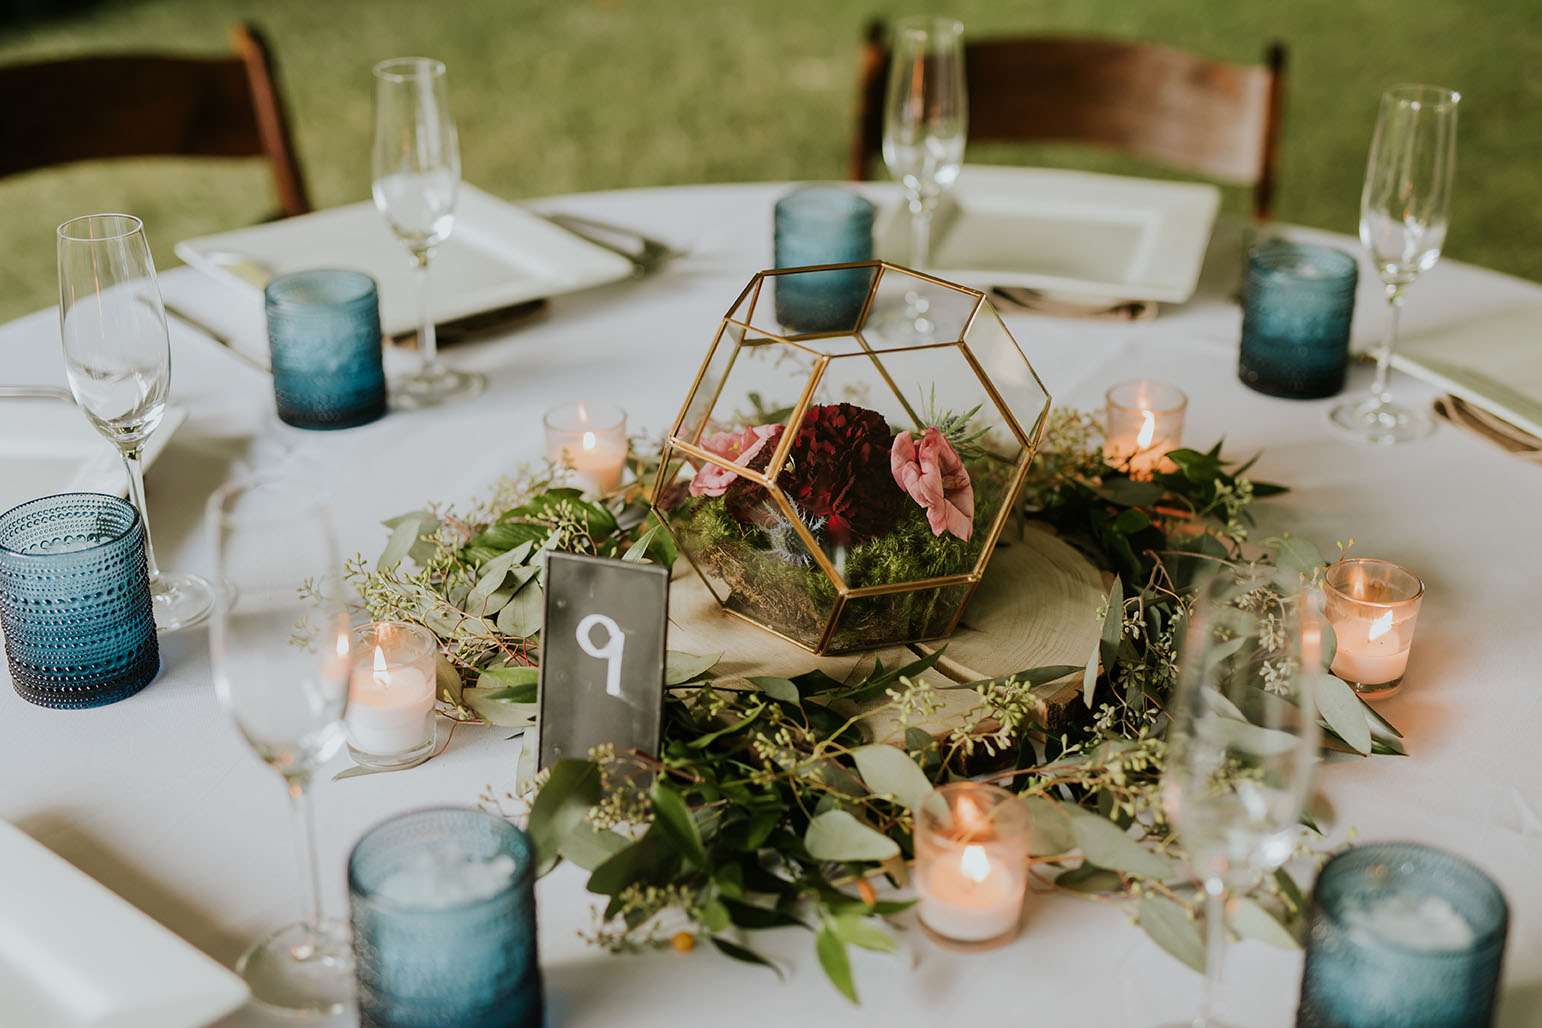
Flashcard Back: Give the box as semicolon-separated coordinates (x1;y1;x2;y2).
915;782;1031;950
543;402;628;494
347;621;438;770
1322;559;1425;700
1104;380;1187;477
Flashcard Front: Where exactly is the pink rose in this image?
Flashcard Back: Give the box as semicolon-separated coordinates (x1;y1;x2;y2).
890;428;974;541
689;423;783;497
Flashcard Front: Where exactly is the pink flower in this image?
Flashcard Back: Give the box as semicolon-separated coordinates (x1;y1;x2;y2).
689;423;783;497
890;428;974;541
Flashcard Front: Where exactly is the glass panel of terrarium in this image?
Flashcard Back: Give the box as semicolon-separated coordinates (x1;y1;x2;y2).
763;263;880;340
961;300;1052;455
828;580;973;654
675;319;747;448
861;266;981;348
652;455;731;606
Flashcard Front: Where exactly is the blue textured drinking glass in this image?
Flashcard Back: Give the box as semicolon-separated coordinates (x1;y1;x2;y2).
349;807;543;1028
1239;241;1359;399
0;492;159;708
773;186;877;332
1297;842;1508;1028
266;269;387;429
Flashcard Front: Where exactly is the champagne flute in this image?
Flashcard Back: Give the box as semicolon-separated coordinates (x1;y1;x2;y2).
209;477;354;1015
882;16;967;274
1159;566;1320;1028
1331;84;1459;444
57;213;215;632
371;57;486;407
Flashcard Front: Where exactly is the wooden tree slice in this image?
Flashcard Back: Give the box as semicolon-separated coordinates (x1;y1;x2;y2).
666;524;1108;744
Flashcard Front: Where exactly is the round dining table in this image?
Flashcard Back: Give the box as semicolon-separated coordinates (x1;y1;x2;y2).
1;179;1539;1028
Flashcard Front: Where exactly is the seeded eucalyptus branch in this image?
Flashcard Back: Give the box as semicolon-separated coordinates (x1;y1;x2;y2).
347;409;1403;999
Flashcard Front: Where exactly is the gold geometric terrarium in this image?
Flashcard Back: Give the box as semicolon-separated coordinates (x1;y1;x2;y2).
649;261;1051;655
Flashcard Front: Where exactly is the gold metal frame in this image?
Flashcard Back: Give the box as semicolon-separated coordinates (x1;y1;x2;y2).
649;261;1053;656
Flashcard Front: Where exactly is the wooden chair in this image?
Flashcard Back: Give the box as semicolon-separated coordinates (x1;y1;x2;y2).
851;24;1286;222
0;23;309;218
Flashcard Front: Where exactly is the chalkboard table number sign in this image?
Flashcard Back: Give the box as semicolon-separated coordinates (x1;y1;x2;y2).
536;552;669;769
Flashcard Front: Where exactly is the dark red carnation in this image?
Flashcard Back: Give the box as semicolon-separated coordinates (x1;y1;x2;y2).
720;404;904;547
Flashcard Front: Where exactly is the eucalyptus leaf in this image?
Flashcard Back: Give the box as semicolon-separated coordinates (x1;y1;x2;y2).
462;687;539;728
815;924;858;1003
849;744;934;814
526;759;601;874
377;512;439;571
1317;672;1371;755
465;547;526;612
1082;637;1100;709
1231;897;1300;949
1139;895;1206;972
434;652;463;705
1069;809;1173;880
650;781;707;867
1207;717;1311;758
332;763;397;781
1099;577;1125;679
622;523;661;563
709;938;782;978
664;650;722;686
515;735;537;793
1272;535;1325;578
831;912;896;953
496;581;545;638
1022;797;1076;857
804;809;900;862
1054;864;1123;893
750;676;800;704
1319;618;1337;669
475;664;539;698
559;822;629;871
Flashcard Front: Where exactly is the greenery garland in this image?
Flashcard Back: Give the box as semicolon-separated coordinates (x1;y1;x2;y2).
347;407;1404;1001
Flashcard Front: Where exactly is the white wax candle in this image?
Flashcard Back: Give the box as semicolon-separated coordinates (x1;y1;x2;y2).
347;664;434;756
562;430;628;493
1331;612;1411;685
917;844;1025;942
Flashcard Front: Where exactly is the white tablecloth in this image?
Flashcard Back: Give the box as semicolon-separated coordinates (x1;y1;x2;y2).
2;181;1540;1028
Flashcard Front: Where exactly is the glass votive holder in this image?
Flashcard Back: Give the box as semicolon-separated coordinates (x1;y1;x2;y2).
0;493;159;708
349;807;543;1028
543;402;628;495
1297;842;1508;1028
1104;380;1188;478
773;186;876;333
1240;241;1359;399
914;782;1031;950
1322;558;1424;700
265;269;387;430
346;621;438;770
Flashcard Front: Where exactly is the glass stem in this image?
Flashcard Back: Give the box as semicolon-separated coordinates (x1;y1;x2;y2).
1197;877;1227;1028
286;774;325;939
413;250;439;377
1368;285;1406;405
120;447;162;585
908;198;933;271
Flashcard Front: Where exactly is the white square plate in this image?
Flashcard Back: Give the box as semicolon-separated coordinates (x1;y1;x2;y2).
174;184;636;338
0;820;248;1028
1391;305;1542;439
0;395;185;517
876;166;1221;303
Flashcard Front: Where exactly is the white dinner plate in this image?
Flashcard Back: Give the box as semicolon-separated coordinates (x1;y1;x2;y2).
875;165;1222;304
174;183;636;338
1390;304;1542;439
0;820;248;1028
0;395;186;517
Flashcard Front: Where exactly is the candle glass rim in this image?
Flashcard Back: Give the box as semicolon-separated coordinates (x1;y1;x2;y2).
348;806;534;914
350;619;439;667
1323;557;1425;607
1105;380;1188;417
918;781;1031;843
0;491;141;559
1312;841;1508;957
265;268;379;312
543;401;627;436
1247;240;1360;282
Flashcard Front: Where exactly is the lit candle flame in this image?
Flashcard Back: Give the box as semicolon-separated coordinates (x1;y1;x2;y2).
1368;610;1394;642
1136;410;1156;449
336;633;349;658
373;645;390;688
961;844;991;884
582;430;597;452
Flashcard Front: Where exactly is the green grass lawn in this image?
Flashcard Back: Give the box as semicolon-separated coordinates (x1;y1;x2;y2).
1;0;1537;323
